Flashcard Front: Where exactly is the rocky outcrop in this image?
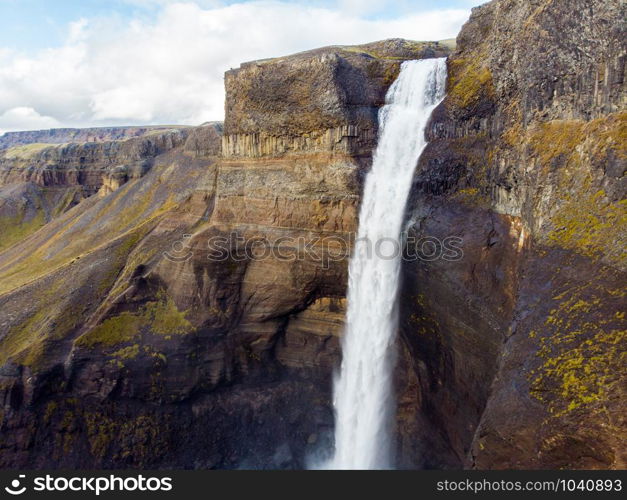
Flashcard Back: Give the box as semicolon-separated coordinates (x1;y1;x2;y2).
223;39;449;158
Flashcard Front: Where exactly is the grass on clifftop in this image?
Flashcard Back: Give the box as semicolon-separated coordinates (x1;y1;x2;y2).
2;143;56;160
340;40;430;60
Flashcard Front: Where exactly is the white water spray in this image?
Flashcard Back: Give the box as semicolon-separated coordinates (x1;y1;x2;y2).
327;58;447;470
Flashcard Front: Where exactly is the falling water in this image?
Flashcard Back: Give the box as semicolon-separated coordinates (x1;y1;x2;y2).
328;58;447;469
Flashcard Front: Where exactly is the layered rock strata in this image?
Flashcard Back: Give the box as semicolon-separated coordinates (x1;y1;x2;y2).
0;40;445;468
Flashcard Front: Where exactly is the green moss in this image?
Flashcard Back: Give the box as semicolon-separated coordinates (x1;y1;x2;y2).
532;327;624;415
0;221;163;368
443;134;493;206
529;113;626;167
452;187;487;207
85;412;116;459
83;411;169;465
529;120;585;167
75;312;142;348
116;415;165;464
144;295;193;335
521;113;627;264
110;344;140;360
75;292;192;348
408;294;441;337
447;57;494;109
55;410;77;455
60;410;75;429
382;62;401;86
502;122;524;148
365;60;402;87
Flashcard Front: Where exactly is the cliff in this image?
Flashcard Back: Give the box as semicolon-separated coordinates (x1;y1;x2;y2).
223;39;448;157
0;126;190;150
401;0;626;468
0;0;624;470
0;39;445;468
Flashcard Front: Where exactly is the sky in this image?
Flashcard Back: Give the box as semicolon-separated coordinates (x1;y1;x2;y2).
0;0;484;134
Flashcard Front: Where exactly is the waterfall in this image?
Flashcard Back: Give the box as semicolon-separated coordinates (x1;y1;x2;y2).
328;58;447;470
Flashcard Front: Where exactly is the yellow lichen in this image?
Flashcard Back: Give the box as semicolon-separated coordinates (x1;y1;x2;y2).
43;401;58;424
452;187;489;207
518;113;627;264
547;189;627;262
85;412;116;459
447;57;494;109
529;290;626;416
144;296;193;335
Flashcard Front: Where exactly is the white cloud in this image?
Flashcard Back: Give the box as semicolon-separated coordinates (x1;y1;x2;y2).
67;18;90;44
0;106;60;135
0;1;471;132
337;0;394;16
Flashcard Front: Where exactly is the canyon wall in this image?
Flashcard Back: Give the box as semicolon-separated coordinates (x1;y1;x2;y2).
400;0;625;468
0;40;448;468
0;128;193;194
0;126;193;149
0;126;220;251
0;0;624;470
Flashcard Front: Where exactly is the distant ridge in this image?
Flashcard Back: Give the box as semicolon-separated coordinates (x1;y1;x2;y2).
0;125;191;149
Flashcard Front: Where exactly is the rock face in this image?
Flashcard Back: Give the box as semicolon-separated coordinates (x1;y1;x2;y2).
0;0;624;470
399;0;626;469
223;39;449;158
0;129;190;194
